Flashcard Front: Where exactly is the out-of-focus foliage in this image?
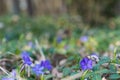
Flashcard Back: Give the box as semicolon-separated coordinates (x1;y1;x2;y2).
0;15;120;52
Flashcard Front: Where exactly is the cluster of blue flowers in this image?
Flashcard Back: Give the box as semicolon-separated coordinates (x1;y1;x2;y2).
2;50;52;80
21;51;52;76
2;44;99;80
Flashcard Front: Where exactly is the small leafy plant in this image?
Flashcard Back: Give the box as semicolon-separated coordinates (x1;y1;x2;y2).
78;48;120;80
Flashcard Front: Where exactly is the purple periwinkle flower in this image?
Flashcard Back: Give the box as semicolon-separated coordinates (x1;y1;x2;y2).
2;69;16;80
32;64;44;76
40;60;52;71
28;41;34;48
56;36;62;43
21;51;32;65
80;57;93;70
2;77;14;80
10;69;16;78
80;36;88;42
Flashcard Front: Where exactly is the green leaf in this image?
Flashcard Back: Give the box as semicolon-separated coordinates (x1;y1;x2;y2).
92;64;100;71
92;74;101;80
63;68;71;77
92;56;111;71
67;56;75;61
109;64;117;73
99;57;111;65
44;74;53;80
85;72;94;78
70;72;78;76
85;69;110;79
109;74;120;79
71;65;78;69
95;69;110;74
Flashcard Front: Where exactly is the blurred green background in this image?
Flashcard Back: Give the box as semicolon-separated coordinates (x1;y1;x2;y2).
0;0;120;53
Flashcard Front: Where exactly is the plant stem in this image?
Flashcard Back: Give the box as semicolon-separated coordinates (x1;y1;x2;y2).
113;47;117;60
81;70;88;80
35;39;46;60
0;66;10;76
40;74;44;80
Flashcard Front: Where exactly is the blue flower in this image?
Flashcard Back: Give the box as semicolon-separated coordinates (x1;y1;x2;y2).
80;36;88;42
32;64;44;76
56;36;62;43
40;60;52;71
2;69;16;80
21;51;32;65
2;77;14;80
28;42;34;48
80;57;93;70
10;69;16;78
